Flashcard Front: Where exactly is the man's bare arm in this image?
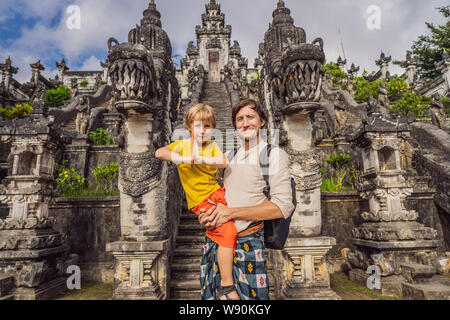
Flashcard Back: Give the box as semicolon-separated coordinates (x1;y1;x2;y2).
198;200;284;229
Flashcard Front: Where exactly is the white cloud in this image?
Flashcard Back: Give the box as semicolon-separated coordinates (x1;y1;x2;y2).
79;55;102;70
2;0;450;83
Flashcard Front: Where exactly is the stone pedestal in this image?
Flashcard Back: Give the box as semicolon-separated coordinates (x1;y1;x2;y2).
272;237;340;300
347;106;447;298
103;112;123;140
106;240;169;300
65;135;90;179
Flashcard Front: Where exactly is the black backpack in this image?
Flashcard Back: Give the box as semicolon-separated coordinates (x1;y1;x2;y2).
226;144;297;250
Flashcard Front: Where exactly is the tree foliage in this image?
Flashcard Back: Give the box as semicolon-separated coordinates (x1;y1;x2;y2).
411;6;450;80
45;85;71;108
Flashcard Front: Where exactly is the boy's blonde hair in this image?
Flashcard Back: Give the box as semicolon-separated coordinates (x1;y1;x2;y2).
185;104;216;130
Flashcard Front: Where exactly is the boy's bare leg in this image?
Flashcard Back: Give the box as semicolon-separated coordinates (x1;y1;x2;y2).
217;246;240;299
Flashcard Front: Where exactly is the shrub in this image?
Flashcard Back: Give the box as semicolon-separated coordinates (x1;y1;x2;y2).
89;128;115;145
386;76;409;102
80;79;89;87
353;77;384;103
324;63;348;90
442;97;450;115
325;153;353;191
45;85;71;108
92;163;119;193
0;102;33;120
390;93;429;118
54;160;86;196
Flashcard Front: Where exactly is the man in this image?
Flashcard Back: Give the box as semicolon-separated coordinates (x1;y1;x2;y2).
198;99;294;300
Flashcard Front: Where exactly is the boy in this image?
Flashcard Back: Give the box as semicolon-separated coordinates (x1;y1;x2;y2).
155;103;239;300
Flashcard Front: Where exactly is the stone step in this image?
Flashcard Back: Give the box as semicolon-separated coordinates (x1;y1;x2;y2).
178;224;206;235
172;255;203;265
169;279;201;291
171;270;201;281
401;281;450;300
174;247;203;257
176;235;206;245
401;263;436;282
169;288;202;300
171;263;201;273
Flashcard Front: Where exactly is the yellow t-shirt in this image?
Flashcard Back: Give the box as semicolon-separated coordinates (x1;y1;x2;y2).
167;139;222;209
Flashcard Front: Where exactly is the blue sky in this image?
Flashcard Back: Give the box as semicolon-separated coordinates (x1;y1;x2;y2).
0;0;448;83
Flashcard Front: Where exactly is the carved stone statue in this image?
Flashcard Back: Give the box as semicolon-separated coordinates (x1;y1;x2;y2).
75;96;91;135
430;93;447;129
334;92;348;131
378;82;390;108
70;78;79;98
93;73;102;92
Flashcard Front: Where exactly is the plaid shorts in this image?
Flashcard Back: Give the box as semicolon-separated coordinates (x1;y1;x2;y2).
200;229;269;300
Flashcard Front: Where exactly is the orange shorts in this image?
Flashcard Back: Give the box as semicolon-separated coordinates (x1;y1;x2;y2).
190;188;237;249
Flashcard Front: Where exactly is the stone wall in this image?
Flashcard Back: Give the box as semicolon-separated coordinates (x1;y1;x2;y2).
86;145;120;184
321;192;368;257
49;197;120;283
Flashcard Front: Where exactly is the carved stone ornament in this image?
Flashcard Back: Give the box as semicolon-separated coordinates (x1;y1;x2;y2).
107;38;160;113
119;152;162;198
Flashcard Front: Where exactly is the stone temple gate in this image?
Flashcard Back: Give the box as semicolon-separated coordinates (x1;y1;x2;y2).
0;0;449;300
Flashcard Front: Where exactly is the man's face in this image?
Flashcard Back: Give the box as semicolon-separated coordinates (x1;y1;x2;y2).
235;105;265;141
189;119;214;145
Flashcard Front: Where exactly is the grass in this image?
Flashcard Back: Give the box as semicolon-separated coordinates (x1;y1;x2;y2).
60;186;119;198
55;281;114;300
330;273;406;300
54;274;409;300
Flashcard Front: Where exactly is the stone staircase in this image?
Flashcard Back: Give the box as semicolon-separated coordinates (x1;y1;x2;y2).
61;118;77;132
200;82;240;152
169;210;205;300
169;81;237;300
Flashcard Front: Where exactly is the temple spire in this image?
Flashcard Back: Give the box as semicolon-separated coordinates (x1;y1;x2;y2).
278;0;285;8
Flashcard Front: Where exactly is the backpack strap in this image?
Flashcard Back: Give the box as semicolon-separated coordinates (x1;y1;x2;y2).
259;144;272;200
227;146;241;163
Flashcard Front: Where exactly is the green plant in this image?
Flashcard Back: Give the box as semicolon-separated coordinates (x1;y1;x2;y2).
89;128;115;145
324;63;348;90
0;102;33;120
386;76;409;102
442;97;450;115
54;161;86;196
353;77;384;103
45;85;71;108
80;79;89;87
92;163;119;193
390;93;429;118
326;153;353;191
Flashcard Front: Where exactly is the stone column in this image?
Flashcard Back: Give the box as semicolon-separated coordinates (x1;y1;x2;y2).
0;58;18;93
375;52;392;80
56;59;69;85
105;1;181;299
260;1;339;300
0;115;70;300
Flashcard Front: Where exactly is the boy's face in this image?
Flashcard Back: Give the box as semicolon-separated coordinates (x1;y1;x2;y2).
189;119;214;145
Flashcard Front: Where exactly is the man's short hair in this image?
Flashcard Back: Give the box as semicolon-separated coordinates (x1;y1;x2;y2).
185;103;217;130
231;99;267;129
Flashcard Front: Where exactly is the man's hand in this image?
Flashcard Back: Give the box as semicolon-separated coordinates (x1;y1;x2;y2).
198;199;233;229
